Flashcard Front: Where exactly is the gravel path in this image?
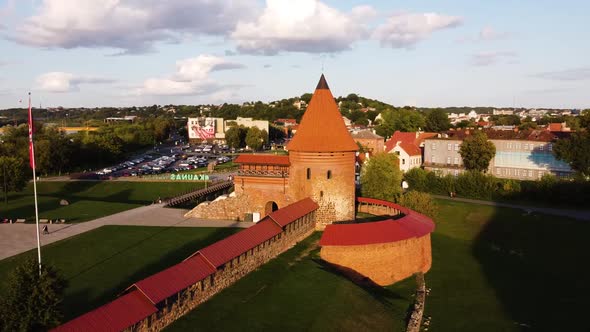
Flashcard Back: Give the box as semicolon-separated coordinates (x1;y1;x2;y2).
0;203;251;261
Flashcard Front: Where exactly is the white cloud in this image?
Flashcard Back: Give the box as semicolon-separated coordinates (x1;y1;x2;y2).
136;55;244;96
471;51;517;66
36;72;115;92
532;67;590;81
231;0;373;55
174;55;245;81
14;0;256;54
373;12;463;48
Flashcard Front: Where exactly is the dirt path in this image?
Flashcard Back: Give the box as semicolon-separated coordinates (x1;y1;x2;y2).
0;204;252;261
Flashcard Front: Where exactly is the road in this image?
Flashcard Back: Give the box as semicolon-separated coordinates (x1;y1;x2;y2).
0;204;252;261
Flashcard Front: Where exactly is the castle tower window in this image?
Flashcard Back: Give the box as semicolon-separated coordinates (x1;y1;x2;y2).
327;170;332;179
306;168;311;180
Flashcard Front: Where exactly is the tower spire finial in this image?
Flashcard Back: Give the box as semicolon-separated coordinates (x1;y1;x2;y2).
316;74;329;90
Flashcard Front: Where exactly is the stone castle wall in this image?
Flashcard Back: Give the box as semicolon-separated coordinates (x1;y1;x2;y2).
185;176;291;221
320;234;432;286
130;212;316;332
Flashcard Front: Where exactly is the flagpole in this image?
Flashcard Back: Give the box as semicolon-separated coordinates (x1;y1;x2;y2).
28;92;42;274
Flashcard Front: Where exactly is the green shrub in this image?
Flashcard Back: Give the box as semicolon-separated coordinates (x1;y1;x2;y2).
397;191;438;219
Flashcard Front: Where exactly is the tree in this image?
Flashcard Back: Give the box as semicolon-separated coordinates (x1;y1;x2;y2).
425;109;451;132
0;157;27;204
245;127;266;151
459;131;496;172
375;109;425;138
0;258;67;331
554;132;590;177
225;125;247;149
360;153;403;201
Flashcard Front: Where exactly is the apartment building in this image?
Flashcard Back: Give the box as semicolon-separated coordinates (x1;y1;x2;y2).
423;129;573;179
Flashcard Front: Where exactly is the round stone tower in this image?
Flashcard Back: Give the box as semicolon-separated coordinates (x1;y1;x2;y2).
287;75;358;229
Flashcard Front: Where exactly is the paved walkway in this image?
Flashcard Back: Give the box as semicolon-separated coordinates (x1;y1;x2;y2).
0;204;252;261
433;195;590;221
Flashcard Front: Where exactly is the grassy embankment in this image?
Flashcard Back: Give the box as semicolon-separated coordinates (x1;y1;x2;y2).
1;181;204;222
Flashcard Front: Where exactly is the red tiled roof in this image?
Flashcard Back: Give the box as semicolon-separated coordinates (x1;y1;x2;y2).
548;123;562;131
286;75;358;152
268;198;319;227
385;131;416;152
198;220;282;268
234;154;290;166
52;290;157;332
131;253;216;304
319;197;435;246
399;142;422;156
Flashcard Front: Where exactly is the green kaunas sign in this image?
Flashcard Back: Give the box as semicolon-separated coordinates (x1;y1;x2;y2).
170;174;209;181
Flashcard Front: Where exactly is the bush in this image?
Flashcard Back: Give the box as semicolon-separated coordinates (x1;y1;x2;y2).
454;171;496;200
398;191;438;219
404;168;429;192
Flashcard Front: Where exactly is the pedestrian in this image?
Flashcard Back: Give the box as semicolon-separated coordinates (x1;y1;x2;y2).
42;225;49;235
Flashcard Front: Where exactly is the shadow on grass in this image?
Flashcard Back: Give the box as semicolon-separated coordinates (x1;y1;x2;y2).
472;206;590;331
63;227;238;320
313;258;405;307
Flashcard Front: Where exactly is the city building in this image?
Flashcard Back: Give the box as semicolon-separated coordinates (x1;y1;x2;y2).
423;129;573;179
350;130;384;155
385;131;437;172
104;115;137;123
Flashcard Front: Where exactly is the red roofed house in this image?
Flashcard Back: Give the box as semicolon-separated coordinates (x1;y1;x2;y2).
186;75;358;228
385;131;437;172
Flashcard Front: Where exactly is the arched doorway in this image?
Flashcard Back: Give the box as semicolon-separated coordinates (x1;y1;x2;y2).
265;201;279;216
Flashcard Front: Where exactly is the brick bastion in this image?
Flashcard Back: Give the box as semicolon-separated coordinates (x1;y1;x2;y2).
319;197;435;286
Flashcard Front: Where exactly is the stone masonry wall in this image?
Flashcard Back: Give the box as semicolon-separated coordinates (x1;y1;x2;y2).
319;234;432;286
131;212;316;332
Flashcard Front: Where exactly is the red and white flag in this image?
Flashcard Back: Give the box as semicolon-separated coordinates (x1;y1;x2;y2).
27;93;36;170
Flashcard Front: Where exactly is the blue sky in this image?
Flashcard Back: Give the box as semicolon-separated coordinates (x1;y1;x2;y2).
0;0;588;109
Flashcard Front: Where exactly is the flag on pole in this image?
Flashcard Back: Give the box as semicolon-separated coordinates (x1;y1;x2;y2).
27;93;36;170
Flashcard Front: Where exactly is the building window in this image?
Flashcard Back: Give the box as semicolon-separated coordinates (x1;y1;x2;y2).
432;143;437;150
327;170;332;179
496;168;501;175
539;145;544;151
548;143;553;151
447;143;452;151
454;143;459;151
528;170;533;177
524;143;528;150
402;159;406;165
306;168;311;180
446;156;451;164
454;169;459;176
454;157;459;165
431;156;436;163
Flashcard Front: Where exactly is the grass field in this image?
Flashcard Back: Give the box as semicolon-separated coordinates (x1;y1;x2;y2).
2;199;588;331
167;200;590;331
0;181;205;222
166;233;415;332
0;226;240;321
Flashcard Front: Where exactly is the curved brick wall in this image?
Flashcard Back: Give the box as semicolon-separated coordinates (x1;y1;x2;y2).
319;197;435;286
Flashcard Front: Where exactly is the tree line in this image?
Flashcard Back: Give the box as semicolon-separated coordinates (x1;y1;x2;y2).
0;117;174;200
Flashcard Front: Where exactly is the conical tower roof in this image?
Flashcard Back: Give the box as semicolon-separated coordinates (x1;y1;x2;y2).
287;75;358;152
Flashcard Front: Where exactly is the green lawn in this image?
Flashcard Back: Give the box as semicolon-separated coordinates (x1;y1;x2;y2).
3;198;587;331
166;233;415;332
0;226;240;321
1;181;204;222
168;200;590;331
425;199;590;331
